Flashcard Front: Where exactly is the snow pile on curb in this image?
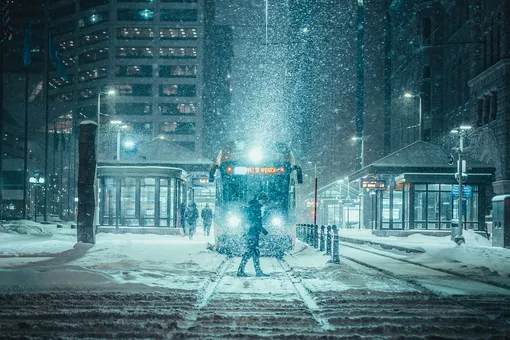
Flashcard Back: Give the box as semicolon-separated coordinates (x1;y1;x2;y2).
0;221;53;237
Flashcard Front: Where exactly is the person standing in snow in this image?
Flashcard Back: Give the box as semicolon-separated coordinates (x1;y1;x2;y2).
201;204;213;236
185;201;199;240
180;202;187;236
237;192;270;277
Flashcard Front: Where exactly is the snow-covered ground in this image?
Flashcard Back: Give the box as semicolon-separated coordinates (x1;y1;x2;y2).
1;220;509;294
0;220;224;292
338;228;510;278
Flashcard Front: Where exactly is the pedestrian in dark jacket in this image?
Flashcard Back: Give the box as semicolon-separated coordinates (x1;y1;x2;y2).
186;202;199;239
237;192;270;277
180;202;187;236
201;204;213;236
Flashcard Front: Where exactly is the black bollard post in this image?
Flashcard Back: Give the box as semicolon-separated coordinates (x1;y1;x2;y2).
307;224;312;244
326;225;332;255
313;225;319;248
319;225;325;251
332;225;340;264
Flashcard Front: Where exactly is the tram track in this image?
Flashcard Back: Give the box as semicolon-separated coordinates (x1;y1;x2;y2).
2;248;510;338
340;241;510;291
337;242;510;325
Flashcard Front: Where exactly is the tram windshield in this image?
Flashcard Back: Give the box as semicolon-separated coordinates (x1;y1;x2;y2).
221;173;290;209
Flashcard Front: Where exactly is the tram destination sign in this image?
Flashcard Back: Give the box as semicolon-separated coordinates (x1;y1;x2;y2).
234;166;285;175
362;179;386;190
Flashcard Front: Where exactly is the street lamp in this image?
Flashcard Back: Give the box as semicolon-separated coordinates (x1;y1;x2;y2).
307;161;319;225
94;89;116;228
345;176;351;228
110;120;128;160
404;92;423;141
29;175;45;222
337;179;344;227
351;136;364;169
97;89;116;145
451;125;472;245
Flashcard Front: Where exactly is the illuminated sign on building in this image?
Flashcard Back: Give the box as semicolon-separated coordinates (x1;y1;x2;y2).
362;180;386;189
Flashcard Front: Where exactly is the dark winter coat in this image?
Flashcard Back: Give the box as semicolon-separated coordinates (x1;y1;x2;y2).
245;199;268;240
186;204;199;225
201;207;213;223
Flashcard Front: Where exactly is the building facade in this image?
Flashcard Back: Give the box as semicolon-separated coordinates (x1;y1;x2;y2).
310;0;510;233
44;0;205;154
1;0;206;221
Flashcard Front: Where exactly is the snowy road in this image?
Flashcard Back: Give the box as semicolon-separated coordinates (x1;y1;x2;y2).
2;255;510;339
2;225;510;338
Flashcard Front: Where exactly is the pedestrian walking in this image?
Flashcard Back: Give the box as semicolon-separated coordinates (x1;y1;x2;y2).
180;202;187;236
201;203;213;236
237;192;270;277
185;201;199;240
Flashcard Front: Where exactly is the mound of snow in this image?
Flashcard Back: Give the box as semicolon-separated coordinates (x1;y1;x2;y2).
0;221;53;236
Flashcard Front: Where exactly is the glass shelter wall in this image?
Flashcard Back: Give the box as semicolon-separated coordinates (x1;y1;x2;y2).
375;183;480;230
99;175;184;228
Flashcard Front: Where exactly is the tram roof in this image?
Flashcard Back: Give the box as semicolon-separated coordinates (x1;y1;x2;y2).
216;141;295;164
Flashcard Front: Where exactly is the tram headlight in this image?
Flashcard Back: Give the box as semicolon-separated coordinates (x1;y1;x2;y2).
227;215;241;227
271;216;283;227
248;146;263;163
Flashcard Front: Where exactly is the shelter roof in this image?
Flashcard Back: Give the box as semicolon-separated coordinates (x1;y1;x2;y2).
348;141;494;181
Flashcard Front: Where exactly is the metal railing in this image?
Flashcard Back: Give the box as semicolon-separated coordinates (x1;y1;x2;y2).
296;223;340;264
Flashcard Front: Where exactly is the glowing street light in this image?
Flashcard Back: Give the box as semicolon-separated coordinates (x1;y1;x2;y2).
404;91;423;141
95;88;116;228
110;120;128;160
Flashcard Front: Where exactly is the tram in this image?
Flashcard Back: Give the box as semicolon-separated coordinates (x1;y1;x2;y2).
209;141;303;256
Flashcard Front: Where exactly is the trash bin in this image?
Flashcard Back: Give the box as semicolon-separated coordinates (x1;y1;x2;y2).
450;218;460;241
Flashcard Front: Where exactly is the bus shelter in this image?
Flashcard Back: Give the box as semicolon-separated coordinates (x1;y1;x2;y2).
347;141;494;232
96;137;212;231
301;180;361;227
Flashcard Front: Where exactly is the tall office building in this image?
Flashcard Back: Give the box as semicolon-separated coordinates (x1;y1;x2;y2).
47;0;205;154
1;0;205;220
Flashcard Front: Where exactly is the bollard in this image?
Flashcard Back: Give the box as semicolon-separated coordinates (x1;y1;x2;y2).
319;225;325;251
307;224;313;245
326;225;332;255
331;225;340;264
313;225;319;248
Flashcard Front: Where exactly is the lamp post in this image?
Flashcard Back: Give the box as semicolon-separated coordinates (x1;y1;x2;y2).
345;176;351;228
97;89;116;142
404;92;423;141
110;120;128;160
351;136;364;169
94;89;116;229
451;125;472;245
307;161;318;225
337;179;344;227
29;175;45;222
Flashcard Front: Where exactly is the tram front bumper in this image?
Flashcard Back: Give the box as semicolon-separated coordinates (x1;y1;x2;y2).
214;232;293;257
